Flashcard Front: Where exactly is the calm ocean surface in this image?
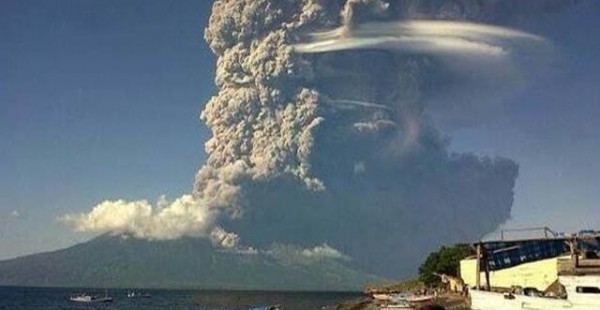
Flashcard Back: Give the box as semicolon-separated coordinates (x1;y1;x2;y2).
0;286;363;310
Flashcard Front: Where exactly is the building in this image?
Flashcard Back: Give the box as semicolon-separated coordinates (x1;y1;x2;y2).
460;255;564;291
459;230;600;291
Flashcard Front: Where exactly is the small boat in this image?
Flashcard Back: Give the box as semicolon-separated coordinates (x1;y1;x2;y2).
390;293;410;303
248;305;280;310
69;293;113;303
127;291;151;298
406;295;434;303
380;302;412;309
372;293;393;301
70;294;94;303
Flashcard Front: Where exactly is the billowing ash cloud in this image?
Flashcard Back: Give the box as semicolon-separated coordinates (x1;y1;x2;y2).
210;226;241;248
64;0;574;277
192;0;527;277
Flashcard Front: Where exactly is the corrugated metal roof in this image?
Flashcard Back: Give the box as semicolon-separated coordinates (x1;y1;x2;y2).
475;235;600;271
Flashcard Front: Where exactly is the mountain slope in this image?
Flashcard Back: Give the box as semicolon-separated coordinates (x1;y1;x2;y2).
0;235;381;291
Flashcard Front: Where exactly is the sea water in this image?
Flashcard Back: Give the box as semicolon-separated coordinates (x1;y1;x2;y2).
0;286;363;310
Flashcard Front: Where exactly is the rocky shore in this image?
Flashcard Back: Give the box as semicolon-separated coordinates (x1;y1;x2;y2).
325;294;470;310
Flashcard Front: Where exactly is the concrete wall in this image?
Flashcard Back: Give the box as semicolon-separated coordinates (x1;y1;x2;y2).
460;256;562;291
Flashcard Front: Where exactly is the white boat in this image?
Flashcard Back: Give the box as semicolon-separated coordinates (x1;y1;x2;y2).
373;293;413;309
248;306;280;310
406;294;434;303
468;231;600;310
471;274;600;310
70;294;94;302
389;293;410;303
69;293;113;303
375;292;433;309
372;293;393;301
127;291;151;298
380;303;412;309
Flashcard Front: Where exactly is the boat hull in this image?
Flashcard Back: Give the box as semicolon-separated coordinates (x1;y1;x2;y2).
470;289;579;310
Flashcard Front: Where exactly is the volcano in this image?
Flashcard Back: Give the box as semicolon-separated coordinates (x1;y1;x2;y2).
0;234;381;291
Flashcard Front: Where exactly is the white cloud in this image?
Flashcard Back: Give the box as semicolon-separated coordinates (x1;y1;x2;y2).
10;210;20;218
60;195;216;240
301;244;349;260
294;20;544;57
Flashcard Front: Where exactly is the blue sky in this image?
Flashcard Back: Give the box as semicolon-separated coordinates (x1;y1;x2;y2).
450;2;600;237
2;0;600;259
1;0;214;258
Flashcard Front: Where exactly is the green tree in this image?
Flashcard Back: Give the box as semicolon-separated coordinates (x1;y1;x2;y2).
418;244;475;286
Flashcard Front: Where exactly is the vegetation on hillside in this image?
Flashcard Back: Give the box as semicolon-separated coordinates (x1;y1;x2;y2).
365;243;476;293
418;244;475;286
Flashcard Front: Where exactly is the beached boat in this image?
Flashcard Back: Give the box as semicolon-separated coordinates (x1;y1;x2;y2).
406;294;434;303
372;293;393;301
471;274;600;310
379;303;412;309
373;292;433;309
376;293;434;309
389;293;410;303
467;230;600;310
248;306;280;310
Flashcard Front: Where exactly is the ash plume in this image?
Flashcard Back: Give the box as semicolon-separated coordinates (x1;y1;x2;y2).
63;0;576;277
196;0;524;277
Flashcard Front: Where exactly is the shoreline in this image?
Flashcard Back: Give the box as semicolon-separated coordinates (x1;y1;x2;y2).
327;293;470;310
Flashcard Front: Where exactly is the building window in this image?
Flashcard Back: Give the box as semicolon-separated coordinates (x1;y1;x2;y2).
576;286;600;294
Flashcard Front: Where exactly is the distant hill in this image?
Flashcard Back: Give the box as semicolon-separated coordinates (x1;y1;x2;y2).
0;234;382;291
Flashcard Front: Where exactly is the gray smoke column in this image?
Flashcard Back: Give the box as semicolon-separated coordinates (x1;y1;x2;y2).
196;0;531;277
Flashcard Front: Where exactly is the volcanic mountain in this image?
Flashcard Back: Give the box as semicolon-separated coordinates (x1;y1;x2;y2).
0;234;381;291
